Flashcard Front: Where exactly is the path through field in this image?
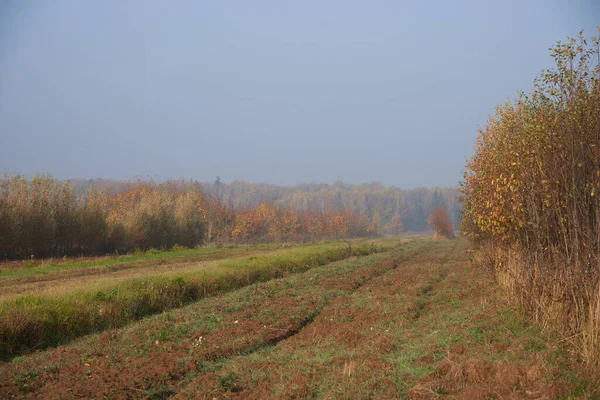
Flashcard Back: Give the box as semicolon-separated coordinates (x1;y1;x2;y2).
0;239;588;399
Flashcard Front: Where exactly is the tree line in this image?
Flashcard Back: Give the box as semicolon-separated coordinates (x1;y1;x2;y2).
0;174;460;260
197;180;461;232
72;179;461;234
1;175;404;259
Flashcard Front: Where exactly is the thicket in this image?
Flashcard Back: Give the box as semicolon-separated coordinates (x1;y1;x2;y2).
0;174;379;260
428;207;455;239
0;175;107;259
461;29;600;370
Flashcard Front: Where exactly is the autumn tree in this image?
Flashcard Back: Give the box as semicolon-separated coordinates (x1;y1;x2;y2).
428;207;455;239
389;213;404;235
2;175;421;258
370;212;382;236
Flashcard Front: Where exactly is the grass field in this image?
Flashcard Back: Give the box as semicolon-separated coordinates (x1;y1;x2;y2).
0;244;284;280
0;238;401;360
0;237;592;398
0;245;291;301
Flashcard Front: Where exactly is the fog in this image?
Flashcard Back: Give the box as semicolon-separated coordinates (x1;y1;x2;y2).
0;0;598;187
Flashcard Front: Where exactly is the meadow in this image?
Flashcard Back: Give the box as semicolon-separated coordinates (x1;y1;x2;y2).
0;237;399;360
0;237;592;398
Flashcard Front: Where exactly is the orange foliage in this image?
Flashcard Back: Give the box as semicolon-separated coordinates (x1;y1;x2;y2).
461;30;600;370
1;176;377;259
428;207;455;238
389;213;404;235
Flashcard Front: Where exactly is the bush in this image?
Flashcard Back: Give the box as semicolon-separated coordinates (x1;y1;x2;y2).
0;175;108;258
428;207;455;239
461;29;600;370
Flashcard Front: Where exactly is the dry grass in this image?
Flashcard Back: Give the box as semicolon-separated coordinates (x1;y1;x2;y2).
485;244;600;383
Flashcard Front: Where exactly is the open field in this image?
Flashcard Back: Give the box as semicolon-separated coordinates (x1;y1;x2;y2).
0;237;591;399
0;238;402;359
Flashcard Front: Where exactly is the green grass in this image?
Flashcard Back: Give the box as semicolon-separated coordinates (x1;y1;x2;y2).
0;244;279;280
0;239;398;359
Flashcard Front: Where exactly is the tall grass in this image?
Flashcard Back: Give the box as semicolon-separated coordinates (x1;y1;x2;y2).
0;241;392;359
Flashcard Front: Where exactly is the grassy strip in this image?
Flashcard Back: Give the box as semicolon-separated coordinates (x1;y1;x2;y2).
0;242;428;398
0;239;397;359
0;244;282;280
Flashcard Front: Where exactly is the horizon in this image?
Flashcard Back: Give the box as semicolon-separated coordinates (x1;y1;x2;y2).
19;174;463;191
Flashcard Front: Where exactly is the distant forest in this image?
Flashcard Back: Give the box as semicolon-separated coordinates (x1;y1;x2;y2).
1;174;461;259
75;179;462;233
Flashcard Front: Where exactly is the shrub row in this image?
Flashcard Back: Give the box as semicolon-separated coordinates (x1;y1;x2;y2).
461;30;600;368
0;175;380;260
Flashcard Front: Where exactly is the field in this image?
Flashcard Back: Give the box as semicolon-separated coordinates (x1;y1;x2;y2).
0;236;591;399
0;238;400;358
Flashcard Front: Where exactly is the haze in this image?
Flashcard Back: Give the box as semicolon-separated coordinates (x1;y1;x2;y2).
0;1;598;187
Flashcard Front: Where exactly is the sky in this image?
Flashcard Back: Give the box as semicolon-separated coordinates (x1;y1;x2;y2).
0;1;598;188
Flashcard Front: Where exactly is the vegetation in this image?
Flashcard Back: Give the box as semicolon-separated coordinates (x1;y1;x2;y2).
74;179;462;233
0;175;108;259
0;244;278;280
0;239;395;359
0;238;589;398
428;207;455;239
0;175;389;260
461;29;600;371
200;181;462;233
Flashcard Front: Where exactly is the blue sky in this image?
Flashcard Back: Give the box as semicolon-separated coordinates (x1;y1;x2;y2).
0;1;598;187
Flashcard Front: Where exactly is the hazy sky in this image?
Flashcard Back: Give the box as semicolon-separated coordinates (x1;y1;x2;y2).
0;1;598;187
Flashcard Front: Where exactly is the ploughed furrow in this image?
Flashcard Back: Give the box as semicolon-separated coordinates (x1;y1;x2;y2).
190;244;431;365
0;241;390;360
176;239;582;400
175;240;454;399
3;238;580;399
0;240;433;399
